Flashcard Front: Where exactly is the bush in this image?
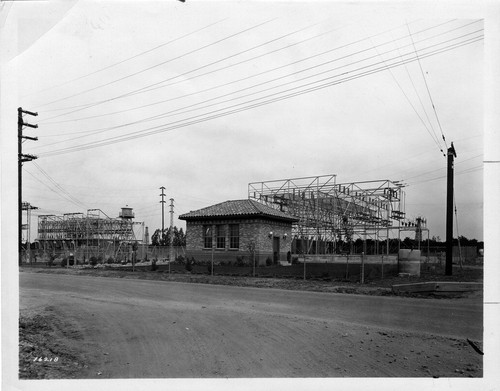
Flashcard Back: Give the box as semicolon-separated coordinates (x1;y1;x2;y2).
291;256;299;265
61;258;68;267
266;257;272;266
151;259;158;271
90;256;98;266
236;256;245;267
207;263;213;274
107;257;114;264
185;259;192;272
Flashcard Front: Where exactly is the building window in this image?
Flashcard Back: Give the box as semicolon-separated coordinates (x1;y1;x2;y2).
203;225;212;249
229;224;239;249
216;225;226;249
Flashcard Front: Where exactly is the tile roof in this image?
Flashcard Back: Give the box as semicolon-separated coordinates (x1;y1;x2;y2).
179;199;299;222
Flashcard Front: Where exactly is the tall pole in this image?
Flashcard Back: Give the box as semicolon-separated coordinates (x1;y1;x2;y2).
169;198;174;273
445;143;457;276
159;186;166;244
18;107;38;266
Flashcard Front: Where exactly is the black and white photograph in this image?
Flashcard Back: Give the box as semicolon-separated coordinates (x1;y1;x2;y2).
1;0;499;390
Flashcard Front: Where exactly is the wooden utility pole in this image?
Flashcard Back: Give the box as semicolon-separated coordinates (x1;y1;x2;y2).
445;142;457;276
18;107;38;266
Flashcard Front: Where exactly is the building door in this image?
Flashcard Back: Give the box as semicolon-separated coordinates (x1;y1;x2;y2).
273;236;280;264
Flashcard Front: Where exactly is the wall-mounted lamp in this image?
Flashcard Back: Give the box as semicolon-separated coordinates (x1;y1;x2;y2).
268;231;273;239
283;233;288;240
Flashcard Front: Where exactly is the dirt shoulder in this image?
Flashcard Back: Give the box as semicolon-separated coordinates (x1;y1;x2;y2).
19;306;97;379
19;264;483;299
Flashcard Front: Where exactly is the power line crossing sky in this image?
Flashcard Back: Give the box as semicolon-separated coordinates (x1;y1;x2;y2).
1;1;489;241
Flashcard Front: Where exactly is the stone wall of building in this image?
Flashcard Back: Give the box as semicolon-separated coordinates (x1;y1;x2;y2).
185;218;293;265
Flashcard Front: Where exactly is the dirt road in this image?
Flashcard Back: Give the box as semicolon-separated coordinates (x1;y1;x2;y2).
19;272;483;378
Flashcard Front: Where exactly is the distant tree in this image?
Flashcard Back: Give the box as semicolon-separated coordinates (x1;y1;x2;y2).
172;226;187;246
151;226;185;246
151;228;169;246
402;236;414;249
431;236;442;243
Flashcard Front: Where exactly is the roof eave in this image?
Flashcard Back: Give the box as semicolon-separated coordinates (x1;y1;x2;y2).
179;213;298;223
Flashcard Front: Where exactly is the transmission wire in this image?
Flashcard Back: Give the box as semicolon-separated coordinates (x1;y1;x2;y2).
37;35;483;158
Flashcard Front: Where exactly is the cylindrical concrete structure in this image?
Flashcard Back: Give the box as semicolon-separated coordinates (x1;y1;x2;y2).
398;249;421;276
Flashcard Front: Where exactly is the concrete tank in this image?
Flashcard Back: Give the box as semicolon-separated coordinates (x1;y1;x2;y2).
398;249;421;276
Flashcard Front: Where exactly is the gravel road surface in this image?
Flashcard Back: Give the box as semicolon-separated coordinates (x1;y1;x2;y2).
19;272;483;378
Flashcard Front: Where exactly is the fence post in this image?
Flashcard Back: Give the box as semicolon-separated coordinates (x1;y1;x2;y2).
361;252;365;284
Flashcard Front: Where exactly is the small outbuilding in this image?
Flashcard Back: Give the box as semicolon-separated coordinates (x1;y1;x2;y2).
179;199;299;265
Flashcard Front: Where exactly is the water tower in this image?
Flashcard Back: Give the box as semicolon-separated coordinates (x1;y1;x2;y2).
119;205;135;220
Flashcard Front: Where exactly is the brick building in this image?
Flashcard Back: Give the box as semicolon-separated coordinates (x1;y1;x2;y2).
179;199;299;265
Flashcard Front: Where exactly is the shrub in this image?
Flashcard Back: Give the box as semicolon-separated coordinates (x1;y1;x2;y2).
61;258;68;267
97;256;104;264
107;257;114;264
207;263;213;274
175;255;185;264
291;256;299;265
185;259;192;272
287;251;291;263
151;259;158;271
236;256;245;267
90;256;98;266
265;257;272;266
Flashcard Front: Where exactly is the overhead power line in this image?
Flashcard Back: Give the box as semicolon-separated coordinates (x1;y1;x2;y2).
410;164;483;185
28;162;88;209
23;18;228;99
40;19;462;122
36;33;483;158
38;36;483;157
38;17;342;120
365;28;444;154
403;153;483;181
387;31;444;154
35;24;483;144
37;19;276;108
41;19;466;127
34;29;483;154
407;23;449;151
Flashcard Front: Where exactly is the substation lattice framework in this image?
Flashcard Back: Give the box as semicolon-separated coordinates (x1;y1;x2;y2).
37;209;143;250
248;174;427;250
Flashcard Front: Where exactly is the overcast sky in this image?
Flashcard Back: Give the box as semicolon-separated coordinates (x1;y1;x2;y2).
1;0;497;243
